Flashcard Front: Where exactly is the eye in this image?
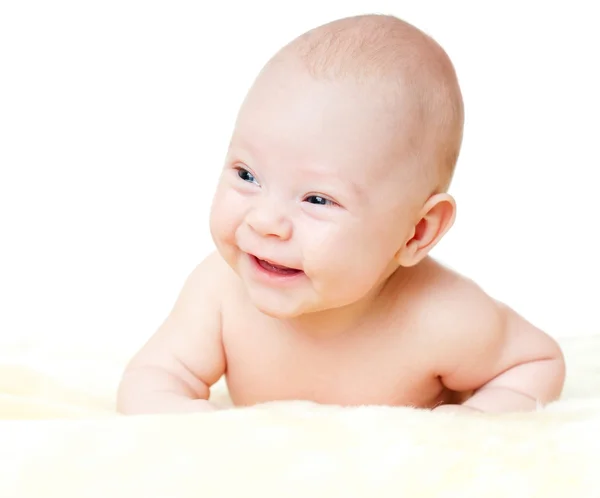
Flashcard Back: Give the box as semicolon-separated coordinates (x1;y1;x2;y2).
304;195;337;207
236;167;259;185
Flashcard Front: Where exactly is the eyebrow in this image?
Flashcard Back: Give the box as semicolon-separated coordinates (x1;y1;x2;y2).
228;139;366;202
227;136;259;159
346;178;366;200
334;178;365;202
301;170;366;204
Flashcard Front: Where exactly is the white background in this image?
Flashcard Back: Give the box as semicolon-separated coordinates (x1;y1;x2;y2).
1;1;598;358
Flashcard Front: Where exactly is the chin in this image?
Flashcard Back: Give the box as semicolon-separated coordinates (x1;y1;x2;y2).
247;291;311;319
251;294;338;320
252;301;305;319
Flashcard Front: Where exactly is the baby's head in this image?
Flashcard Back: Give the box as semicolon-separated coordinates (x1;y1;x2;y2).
210;14;464;318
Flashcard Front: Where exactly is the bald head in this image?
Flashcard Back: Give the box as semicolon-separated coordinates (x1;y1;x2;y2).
267;14;464;193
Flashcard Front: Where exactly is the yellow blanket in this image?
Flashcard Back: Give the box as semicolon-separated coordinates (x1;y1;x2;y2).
1;336;599;497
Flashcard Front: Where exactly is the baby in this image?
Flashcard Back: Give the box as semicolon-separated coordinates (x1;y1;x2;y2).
117;14;565;415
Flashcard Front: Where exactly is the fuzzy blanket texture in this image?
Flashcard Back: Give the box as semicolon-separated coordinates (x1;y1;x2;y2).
0;335;599;498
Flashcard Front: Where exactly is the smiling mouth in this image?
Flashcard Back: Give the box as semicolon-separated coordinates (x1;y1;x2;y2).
252;255;303;276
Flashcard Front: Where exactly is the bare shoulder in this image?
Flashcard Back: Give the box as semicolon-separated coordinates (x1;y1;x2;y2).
410;258;563;389
168;250;237;318
412;259;502;335
125;250;237;388
403;259;501;354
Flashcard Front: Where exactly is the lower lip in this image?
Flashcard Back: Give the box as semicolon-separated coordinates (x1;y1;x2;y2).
249;255;304;282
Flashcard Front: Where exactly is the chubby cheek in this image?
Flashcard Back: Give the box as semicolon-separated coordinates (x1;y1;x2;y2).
303;222;393;298
209;189;244;254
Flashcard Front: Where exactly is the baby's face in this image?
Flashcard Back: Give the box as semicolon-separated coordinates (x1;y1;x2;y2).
210;65;419;318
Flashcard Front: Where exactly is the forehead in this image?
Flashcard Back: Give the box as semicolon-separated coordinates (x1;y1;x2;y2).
238;65;395;139
232;66;411;189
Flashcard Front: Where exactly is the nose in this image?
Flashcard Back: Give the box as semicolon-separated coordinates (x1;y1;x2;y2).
245;200;292;240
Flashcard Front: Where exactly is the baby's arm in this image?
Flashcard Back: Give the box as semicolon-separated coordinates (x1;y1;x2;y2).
430;281;565;413
117;252;227;415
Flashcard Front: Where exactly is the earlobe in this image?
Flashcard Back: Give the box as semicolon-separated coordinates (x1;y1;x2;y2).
396;193;456;267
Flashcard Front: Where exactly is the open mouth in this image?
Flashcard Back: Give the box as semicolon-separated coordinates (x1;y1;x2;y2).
251;255;303;276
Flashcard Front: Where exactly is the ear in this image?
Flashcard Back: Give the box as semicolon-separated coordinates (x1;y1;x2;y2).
395;193;456;267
